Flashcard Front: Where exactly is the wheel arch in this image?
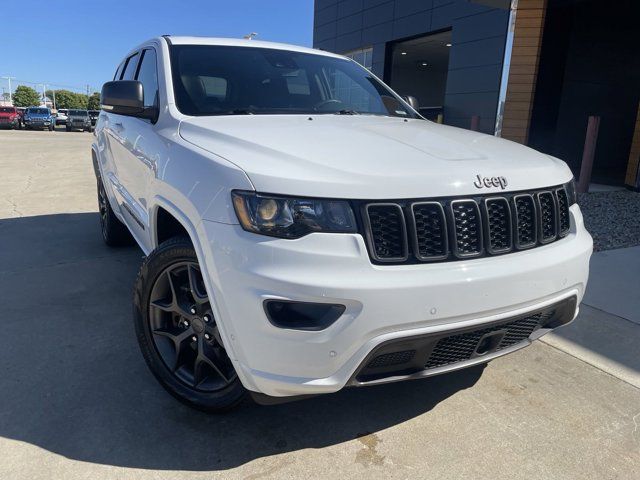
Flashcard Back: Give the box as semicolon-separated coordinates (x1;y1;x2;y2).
150;197;201;252
147;197;249;386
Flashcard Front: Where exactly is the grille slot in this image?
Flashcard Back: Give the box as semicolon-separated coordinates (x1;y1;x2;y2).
537;191;557;243
411;202;448;261
364;204;408;261
425;313;545;369
513;194;537;249
483;197;513;254
450;200;483;257
556;188;570;237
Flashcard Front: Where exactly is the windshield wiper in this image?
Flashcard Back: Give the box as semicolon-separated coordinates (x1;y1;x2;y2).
333;109;359;115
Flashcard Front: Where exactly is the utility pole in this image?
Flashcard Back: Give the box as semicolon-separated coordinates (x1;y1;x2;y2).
1;76;15;104
40;84;46;106
52;89;56;110
86;84;90;108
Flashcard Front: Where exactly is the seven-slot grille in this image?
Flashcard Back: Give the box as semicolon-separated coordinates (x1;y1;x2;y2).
362;187;571;264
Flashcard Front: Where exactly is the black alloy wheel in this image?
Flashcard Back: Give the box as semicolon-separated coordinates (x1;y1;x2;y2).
134;237;245;411
149;261;237;391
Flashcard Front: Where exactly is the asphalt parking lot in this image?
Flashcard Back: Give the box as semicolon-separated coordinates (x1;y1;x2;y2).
0;129;639;479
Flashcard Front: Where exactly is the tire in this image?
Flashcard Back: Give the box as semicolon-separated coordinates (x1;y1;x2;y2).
133;236;246;412
66;126;71;132
97;177;133;246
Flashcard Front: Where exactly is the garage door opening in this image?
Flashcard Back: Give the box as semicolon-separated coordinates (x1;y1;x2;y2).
528;0;640;186
387;30;452;121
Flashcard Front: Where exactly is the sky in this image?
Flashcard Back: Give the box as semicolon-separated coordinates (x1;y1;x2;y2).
0;0;314;96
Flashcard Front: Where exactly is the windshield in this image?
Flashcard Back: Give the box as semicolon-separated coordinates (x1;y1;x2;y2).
170;45;419;118
27;108;48;115
68;110;88;116
0;107;15;113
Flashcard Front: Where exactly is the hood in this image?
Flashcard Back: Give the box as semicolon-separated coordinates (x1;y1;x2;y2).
0;111;17;118
179;115;572;199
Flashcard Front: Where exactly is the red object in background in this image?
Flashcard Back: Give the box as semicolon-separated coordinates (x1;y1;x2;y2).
0;106;21;128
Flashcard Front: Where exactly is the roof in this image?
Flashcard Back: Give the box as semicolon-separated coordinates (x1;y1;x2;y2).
160;36;345;59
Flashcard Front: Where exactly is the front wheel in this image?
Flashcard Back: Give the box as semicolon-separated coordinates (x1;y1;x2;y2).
133;237;246;412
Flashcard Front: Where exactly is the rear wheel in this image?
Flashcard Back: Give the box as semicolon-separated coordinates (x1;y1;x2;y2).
66;125;71;132
133;237;246;412
97;178;133;246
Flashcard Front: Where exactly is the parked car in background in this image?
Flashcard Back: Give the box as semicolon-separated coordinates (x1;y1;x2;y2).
89;110;100;126
94;36;592;412
0;106;22;129
55;109;68;126
23;107;55;131
66;109;92;132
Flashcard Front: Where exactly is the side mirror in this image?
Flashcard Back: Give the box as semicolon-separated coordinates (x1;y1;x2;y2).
403;95;419;111
101;80;157;121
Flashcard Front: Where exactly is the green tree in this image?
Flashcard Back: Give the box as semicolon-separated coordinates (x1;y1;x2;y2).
87;92;100;110
48;89;88;109
12;85;41;107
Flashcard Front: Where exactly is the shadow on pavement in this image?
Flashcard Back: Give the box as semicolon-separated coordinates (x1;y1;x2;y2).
0;212;485;471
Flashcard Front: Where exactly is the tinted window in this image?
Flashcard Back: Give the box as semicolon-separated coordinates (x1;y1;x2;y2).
136;48;159;108
0;107;15;113
114;60;125;80
26;108;49;114
121;53;140;80
170;45;418;118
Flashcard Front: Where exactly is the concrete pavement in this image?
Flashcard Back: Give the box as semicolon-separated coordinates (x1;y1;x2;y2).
0;129;638;479
542;245;640;389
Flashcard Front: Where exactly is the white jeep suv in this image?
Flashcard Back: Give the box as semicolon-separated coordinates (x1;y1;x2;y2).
92;36;592;411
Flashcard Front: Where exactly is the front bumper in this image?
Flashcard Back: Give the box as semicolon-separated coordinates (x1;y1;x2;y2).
25;120;51;128
198;204;592;397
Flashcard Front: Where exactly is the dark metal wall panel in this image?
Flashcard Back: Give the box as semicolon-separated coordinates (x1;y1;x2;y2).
313;0;510;134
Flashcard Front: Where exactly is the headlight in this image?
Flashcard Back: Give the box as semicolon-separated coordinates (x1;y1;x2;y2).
232;191;357;239
564;178;577;205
